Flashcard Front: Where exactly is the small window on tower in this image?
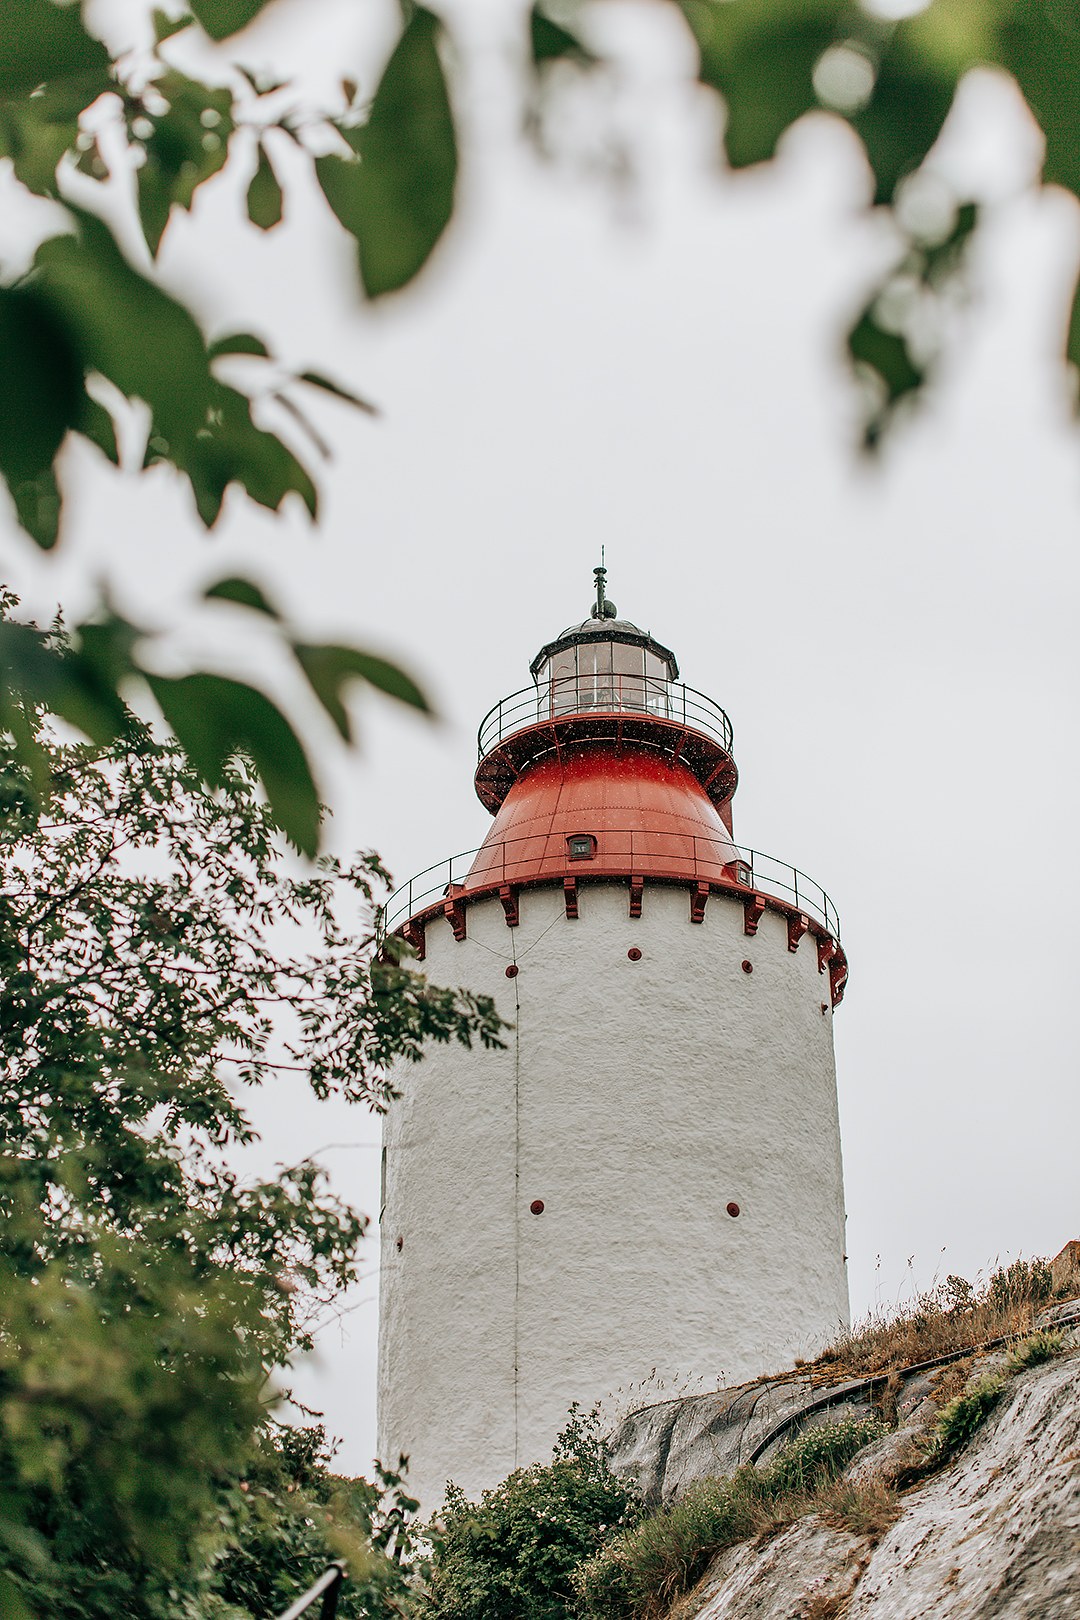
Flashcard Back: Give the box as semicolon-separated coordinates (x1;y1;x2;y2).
567;834;596;860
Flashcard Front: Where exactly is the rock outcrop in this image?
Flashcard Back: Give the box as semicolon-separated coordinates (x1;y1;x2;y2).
666;1329;1080;1619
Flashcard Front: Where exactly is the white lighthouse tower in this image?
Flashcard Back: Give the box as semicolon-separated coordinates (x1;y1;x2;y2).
377;570;849;1511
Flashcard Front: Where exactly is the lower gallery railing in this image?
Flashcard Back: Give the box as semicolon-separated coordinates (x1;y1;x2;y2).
379;842;840;940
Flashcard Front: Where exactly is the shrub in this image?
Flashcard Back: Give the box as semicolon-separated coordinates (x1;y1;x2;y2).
932;1374;1004;1457
1004;1330;1063;1375
418;1406;643;1620
571;1415;884;1620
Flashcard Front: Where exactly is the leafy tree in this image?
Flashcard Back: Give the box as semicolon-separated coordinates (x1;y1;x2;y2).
0;603;505;1617
417;1407;643;1620
6;1;1080;829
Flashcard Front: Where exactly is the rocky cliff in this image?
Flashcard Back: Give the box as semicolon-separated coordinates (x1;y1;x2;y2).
606;1299;1080;1619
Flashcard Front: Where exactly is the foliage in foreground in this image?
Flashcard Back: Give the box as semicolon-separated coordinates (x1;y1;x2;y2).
570;1416;884;1620
7;3;1080;834
418;1407;644;1620
0;653;505;1617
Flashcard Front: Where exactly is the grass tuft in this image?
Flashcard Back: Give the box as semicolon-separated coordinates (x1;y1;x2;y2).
1004;1329;1063;1375
571;1416;883;1620
808;1258;1059;1389
930;1373;1003;1457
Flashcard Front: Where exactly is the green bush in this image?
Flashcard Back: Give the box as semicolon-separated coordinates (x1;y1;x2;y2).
933;1374;1004;1456
1004;1331;1063;1375
572;1414;884;1620
418;1407;642;1620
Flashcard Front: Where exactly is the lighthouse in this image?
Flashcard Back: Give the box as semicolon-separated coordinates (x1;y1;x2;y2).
377;569;849;1511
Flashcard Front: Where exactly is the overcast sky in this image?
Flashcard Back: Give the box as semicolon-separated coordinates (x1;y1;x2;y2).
3;0;1079;1477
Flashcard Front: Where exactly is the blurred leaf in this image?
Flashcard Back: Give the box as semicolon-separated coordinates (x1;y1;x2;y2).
848;202;977;446
0;619;128;746
208;331;271;358
187;0;276;40
997;0;1080;200
34;209;214;450
10;468;61;550
133;70;234;256
0;285;82;544
153;9;195;44
75;391;120;465
850;28;961;205
0;91;77;197
293;643;430;742
247;140;283;229
0;1566;33;1620
297;371;378;414
0;0;110;96
146;672;321;854
315;6;457;298
183;380;317;527
530;4;597;68
678;0;841;168
205;576;281;617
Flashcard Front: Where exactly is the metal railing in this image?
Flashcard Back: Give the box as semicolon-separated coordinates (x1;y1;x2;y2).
275;1562;345;1620
477;675;733;760
380;843;840;940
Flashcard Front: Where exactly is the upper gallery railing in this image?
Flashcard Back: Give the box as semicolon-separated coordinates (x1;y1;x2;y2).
379;844;840;941
477;674;734;760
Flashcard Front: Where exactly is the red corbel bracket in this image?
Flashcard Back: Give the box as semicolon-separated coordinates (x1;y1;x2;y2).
829;952;848;1007
787;912;810;953
499;885;519;928
443;894;467;942
743;894;767;936
817;934;838;974
690;881;710;924
403;919;426;962
564;876;578;919
629;876;643;919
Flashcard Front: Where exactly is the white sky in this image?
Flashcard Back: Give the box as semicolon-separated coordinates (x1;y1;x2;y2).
2;0;1079;1477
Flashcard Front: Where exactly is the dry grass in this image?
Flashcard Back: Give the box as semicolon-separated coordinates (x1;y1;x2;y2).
808;1258;1069;1389
819;1478;901;1540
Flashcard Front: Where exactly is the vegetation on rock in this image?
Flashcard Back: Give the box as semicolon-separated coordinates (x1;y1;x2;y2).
570;1416;884;1620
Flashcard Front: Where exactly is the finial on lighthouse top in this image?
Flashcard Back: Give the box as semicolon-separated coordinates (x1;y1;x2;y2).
592;550;617;620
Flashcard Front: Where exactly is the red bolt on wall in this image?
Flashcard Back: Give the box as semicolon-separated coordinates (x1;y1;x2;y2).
530;1200;545;1215
741;960;753;974
506;964;519;977
726;1202;740;1218
628;948;642;961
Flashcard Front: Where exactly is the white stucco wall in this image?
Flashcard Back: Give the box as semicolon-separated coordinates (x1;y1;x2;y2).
377;881;848;1512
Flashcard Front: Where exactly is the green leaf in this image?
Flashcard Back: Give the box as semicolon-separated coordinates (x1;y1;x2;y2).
204;576;281;617
315;6;457;298
850;25;961;205
183;381;317;528
0;619;129;745
207;331;271;359
530;4;597;68
75;391;120;465
34;209;214;450
0;0;110;96
0;285;82;544
153;8;195;43
10;467;62;550
997;0;1080;201
132;70;235;257
848;310;924;448
187;0;276;40
293;643;430;742
146;672;321;855
246;140;283;229
297;371;378;414
678;0;842;168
